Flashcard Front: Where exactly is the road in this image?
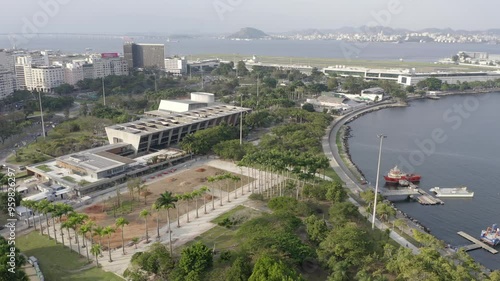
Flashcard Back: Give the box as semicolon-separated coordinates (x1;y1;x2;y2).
322;100;420;254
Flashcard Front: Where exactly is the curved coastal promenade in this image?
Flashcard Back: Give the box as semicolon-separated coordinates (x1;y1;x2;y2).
321;100;420;254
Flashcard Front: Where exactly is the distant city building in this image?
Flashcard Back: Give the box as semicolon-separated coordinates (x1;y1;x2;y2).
323;66;412;82
87;53;129;78
398;72;500;86
164;57;187;75
123;43;165;69
24;65;65;92
0;70;15;99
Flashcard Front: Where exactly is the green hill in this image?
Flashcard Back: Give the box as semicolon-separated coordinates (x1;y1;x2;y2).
228;27;268;39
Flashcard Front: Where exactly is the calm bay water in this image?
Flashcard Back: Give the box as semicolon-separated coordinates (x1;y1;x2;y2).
1;36;500;62
345;93;500;269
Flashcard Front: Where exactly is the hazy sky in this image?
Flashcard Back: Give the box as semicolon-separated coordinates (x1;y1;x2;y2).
2;0;499;34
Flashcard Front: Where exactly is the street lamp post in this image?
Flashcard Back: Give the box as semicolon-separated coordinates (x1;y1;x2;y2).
372;134;387;230
38;91;46;139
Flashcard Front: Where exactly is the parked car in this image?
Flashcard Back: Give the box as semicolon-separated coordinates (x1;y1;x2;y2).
28;256;38;266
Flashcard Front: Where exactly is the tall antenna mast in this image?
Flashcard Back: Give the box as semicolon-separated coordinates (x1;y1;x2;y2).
102;77;106;106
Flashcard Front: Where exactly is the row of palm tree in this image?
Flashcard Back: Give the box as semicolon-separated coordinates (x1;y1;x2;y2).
21;199;131;267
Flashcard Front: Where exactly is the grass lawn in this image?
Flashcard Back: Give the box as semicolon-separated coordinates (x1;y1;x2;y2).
17;232;124;281
191;54;495;72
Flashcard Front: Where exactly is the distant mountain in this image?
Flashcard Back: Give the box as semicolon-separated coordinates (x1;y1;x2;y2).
228;27;268;39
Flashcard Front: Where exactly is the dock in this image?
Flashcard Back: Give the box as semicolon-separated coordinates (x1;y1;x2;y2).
416;191;444;205
457;231;499;254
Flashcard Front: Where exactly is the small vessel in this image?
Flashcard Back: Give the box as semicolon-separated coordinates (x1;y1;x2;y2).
481;224;500;246
398;179;410;186
429;186;474;198
384;166;421;184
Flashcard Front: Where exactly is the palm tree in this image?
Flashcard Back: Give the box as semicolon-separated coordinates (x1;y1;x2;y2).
115;217;129;255
139;209;151;243
199;186;210;214
32;201;44;234
207;176;217;210
79;224;92;261
131;237;139;249
183;192;194;223
69;213;89;256
37;199;50;236
48;203;59;243
61;220;74;251
174;195;181;228
156;191;177;255
103;225;116;262
40;199;54;238
52;203;73;247
93;226;105;257
90;244;102;267
21;200;36;229
231;174;241;199
151;203;161;239
192;190;201;219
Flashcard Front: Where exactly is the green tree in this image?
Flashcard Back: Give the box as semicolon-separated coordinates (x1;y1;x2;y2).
103;225;116;262
115;217;130;255
304;215;328;244
236;61;249;76
90;244;102;267
178;242;213;277
249;254;304;281
226;256;252;281
325;181;347;203
301;103;315;112
0;236;28;281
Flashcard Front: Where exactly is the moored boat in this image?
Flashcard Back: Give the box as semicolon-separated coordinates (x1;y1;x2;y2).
384;166;421;184
481;224;500;246
429;186;474;198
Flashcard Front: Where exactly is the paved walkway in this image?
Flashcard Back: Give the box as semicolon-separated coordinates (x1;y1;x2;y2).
41;159;279;278
322;103;420;255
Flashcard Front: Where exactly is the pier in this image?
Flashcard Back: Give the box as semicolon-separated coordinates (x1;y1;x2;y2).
457;231;499;254
381;187;444;205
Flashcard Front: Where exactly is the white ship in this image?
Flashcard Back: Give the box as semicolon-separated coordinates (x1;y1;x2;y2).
429;186;474;198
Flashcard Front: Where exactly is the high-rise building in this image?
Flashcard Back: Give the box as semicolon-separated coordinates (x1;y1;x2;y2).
123;43;165;69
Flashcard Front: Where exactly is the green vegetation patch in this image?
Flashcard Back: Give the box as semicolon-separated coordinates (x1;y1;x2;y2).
62;176;77;183
36;165;52;172
17;232;124;281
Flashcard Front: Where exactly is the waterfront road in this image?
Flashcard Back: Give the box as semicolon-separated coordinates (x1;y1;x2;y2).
321;101;420;254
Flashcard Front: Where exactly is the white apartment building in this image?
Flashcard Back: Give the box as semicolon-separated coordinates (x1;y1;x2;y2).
165;57;187;75
64;62;85;86
87;53;129;78
25;65;65;92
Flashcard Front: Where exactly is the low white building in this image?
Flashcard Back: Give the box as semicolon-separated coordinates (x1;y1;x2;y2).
398;72;500;86
360;87;385;101
165;57;187;75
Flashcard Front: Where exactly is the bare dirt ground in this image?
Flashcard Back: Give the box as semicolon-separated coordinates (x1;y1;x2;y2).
79;165;250;249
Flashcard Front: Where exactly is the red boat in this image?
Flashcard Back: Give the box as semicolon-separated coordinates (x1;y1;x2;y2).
384;166;421;184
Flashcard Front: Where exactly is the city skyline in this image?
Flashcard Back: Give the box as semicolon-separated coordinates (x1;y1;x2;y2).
1;0;500;35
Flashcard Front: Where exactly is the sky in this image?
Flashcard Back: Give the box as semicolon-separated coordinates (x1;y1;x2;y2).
1;0;499;34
